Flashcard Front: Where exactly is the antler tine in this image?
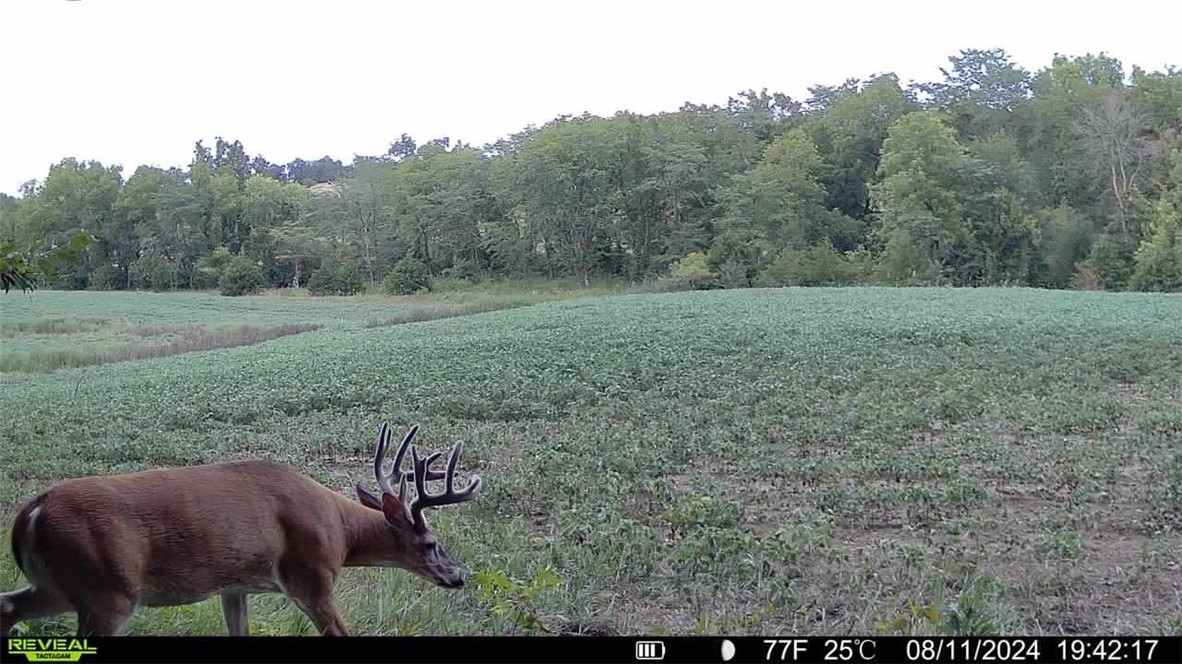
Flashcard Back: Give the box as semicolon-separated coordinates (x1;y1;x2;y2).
409;445;441;505
410;446;426;515
444;441;463;494
372;423;393;495
375;423;425;497
389;424;419;486
437;441;481;499
409;439;482;533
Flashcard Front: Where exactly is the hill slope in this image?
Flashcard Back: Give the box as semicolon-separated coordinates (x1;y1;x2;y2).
2;287;1180;635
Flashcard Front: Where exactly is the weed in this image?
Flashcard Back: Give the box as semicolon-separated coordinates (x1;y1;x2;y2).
472;566;564;634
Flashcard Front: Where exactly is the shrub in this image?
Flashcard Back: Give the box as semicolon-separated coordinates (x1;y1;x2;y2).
129;253;181;292
336;263;365;294
219;256;264;296
716;260;752;288
383;256;431;295
876;229;936;285
707;233;758;288
89;264;124;290
442;259;480;282
759;243;875;287
1076;233;1136;291
1032;205;1093;289
194;246;234;290
306;265;332;295
669;252;719;290
1129;237;1182;292
1129;199;1182;292
307;261;365;296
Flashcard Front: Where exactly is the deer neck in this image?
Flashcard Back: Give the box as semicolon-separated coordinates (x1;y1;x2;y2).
339;500;397;567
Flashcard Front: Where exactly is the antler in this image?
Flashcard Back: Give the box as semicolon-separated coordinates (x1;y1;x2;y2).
372;423;480;531
409;440;482;533
372;423;445;503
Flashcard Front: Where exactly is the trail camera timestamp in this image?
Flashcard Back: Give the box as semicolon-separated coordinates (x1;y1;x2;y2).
1057;639;1160;662
756;637;1172;663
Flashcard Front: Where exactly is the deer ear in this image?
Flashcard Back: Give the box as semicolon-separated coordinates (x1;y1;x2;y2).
381;491;411;525
356;485;383;511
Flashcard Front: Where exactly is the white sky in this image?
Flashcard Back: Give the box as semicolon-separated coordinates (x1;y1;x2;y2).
1;0;1179;195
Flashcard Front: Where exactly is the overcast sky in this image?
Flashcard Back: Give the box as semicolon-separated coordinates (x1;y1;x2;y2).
1;0;1179;195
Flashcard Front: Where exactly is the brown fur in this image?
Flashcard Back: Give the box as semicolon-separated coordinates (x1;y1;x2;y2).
0;458;470;636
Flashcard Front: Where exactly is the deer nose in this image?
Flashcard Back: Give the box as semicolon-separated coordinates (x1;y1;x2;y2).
439;576;464;589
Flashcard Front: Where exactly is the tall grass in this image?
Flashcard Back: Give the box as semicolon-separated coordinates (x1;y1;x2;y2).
0;323;319;372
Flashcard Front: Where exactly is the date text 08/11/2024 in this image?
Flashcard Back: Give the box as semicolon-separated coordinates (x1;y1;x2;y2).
758;637;1165;663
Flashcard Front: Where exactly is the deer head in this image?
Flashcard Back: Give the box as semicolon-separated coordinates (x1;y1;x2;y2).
354;423;482;588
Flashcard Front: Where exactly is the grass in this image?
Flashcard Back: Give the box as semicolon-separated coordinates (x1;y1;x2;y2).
0;278;617;373
0;323;319;372
1;285;1181;636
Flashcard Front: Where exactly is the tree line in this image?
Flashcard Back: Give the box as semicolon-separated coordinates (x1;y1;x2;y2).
3;48;1181;296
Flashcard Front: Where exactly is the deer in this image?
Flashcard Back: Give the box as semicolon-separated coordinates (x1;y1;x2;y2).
0;423;481;636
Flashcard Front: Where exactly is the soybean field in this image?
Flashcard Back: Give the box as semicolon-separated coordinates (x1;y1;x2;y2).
1;287;1180;636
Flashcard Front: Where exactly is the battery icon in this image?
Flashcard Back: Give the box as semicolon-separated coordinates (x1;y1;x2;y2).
636;641;666;660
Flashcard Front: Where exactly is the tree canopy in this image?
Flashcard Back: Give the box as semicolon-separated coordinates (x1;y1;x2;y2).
5;49;1182;294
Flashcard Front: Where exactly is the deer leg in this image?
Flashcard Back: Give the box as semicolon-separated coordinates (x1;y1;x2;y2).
221;592;249;636
294;595;349;636
1;586;71;636
276;563;348;636
75;593;136;636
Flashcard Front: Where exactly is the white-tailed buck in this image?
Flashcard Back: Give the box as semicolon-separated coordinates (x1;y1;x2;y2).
0;423;481;636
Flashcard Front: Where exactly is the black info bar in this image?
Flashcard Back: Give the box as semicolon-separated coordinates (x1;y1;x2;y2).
3;635;1179;664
